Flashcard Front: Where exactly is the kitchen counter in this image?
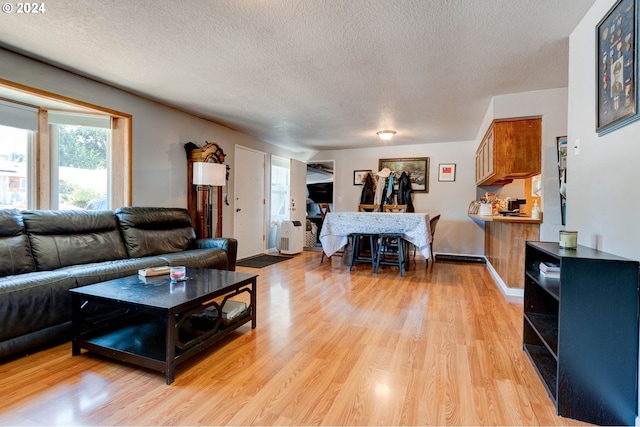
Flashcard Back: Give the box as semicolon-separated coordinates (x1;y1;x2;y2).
469;214;542;224
470;213;541;291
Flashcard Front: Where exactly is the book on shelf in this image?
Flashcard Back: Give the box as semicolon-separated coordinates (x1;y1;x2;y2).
205;300;247;320
540;269;560;278
539;261;560;273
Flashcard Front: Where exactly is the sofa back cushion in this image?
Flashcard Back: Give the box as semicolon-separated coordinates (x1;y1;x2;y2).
23;210;128;271
115;207;196;258
0;209;36;277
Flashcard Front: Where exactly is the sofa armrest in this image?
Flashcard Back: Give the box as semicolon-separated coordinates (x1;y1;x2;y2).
193;238;238;271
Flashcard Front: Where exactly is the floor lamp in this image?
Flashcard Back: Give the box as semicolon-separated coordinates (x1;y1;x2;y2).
192;162;226;238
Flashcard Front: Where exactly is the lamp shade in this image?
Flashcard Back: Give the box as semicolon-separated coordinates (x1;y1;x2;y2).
192;162;226;186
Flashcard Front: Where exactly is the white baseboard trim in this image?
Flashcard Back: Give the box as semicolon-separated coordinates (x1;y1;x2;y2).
484;259;524;300
430;252;523;300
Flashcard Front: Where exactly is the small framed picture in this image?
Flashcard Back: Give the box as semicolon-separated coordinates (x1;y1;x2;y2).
438;163;456;182
353;170;371;185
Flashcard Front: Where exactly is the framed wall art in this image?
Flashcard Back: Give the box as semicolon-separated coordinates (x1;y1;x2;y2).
438;163;456;182
557;136;567;225
353;169;371;185
378;157;429;192
596;0;639;135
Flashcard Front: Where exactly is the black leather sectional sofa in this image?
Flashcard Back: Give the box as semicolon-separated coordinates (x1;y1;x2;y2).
0;206;237;360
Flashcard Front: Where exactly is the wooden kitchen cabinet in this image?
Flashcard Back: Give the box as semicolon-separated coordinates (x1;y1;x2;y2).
476;117;541;186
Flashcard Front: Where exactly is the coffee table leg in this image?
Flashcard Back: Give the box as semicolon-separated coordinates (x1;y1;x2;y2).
71;294;82;356
251;278;257;329
166;312;177;384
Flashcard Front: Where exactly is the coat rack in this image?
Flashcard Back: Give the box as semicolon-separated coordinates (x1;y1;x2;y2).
184;141;227;239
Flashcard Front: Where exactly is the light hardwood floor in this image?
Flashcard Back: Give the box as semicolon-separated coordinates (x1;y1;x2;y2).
0;251;590;426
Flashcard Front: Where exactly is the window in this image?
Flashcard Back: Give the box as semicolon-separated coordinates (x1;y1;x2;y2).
0;100;37;209
270;155;290;223
49;112;111;210
0;124;32;209
0;80;132;210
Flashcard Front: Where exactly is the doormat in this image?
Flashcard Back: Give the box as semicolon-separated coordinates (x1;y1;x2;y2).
236;254;294;268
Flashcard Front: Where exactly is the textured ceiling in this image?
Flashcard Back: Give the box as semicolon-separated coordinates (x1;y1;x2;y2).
0;0;596;152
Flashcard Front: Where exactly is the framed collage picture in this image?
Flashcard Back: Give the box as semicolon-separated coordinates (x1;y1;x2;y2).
596;0;639;134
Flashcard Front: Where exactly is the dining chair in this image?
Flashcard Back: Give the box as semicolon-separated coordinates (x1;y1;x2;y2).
427;214;441;265
318;203;331;218
351;205;380;270
376;204;409;274
358;204;379;212
374;232;409;276
382;204;407;212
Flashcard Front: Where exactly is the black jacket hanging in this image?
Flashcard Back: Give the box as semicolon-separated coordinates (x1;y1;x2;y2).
397;171;415;212
360;173;375;204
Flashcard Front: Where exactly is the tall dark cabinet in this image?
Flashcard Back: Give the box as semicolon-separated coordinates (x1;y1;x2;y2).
523;241;639;426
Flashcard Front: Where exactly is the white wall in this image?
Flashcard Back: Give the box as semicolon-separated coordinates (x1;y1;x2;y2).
568;0;640;260
0;48;301;239
308;140;484;256
569;3;640;422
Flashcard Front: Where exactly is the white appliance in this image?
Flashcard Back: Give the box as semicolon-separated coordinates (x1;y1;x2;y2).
279;220;304;254
478;203;492;216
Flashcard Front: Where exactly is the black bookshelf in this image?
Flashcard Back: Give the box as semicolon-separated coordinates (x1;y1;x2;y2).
524;241;639;426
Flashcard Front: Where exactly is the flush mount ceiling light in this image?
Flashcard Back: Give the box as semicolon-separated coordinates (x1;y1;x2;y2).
376;130;396;141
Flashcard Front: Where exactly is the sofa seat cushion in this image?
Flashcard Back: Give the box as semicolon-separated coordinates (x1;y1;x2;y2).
59;256;167;287
0;209;35;277
159;248;229;270
116;207;196;258
23;210;128;271
0;271;75;341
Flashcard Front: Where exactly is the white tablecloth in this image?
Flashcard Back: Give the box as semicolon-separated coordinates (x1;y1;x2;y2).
319;212;432;258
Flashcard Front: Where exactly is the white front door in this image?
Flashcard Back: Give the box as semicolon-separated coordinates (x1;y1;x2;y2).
289;159;307;224
234;146;266;260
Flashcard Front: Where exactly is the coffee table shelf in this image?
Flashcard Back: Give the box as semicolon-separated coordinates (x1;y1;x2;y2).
71;269;257;384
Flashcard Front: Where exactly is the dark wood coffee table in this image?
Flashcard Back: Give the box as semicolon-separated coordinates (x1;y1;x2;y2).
70;268;257;384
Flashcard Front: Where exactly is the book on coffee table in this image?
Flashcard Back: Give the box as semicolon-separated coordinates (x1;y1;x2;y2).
205;300;247;320
138;266;171;277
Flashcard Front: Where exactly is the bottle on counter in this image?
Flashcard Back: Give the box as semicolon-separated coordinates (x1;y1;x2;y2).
531;200;540;219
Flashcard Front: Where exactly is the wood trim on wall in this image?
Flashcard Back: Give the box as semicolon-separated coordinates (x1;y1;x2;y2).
36;110;50;209
0;77;131;118
111;116;133;207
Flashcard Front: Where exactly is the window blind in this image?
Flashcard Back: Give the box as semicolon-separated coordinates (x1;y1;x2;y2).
48;111;111;129
0;100;38;130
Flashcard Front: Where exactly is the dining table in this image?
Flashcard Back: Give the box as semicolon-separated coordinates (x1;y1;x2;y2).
319;211;432;259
